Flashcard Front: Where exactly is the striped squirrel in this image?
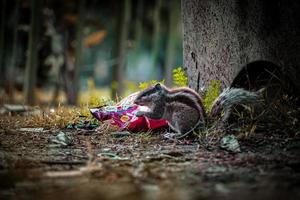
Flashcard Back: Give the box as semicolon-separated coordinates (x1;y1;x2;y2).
134;83;206;139
134;83;263;139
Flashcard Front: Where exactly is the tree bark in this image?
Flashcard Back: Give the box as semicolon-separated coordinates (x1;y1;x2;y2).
182;0;300;93
24;0;41;105
111;0;131;98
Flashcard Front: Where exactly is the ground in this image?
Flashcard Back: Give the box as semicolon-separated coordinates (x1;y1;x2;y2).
1;119;300;200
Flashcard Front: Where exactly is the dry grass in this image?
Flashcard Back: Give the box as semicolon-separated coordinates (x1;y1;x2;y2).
0;106;93;129
0;84;113;130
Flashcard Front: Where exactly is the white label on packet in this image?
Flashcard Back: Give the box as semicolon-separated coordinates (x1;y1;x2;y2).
137;106;150;112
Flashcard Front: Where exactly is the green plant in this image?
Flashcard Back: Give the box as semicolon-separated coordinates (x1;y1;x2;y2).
124;80;139;94
138;80;165;90
173;67;188;87
203;80;222;110
137;67;187;90
83;78;114;108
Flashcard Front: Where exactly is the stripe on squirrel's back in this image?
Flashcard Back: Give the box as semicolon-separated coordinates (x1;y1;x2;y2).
170;88;203;101
165;88;205;117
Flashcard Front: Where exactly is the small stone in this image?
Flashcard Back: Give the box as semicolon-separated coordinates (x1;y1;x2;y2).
220;135;241;153
51;131;73;146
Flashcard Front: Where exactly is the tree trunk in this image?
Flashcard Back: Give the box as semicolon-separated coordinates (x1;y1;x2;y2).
7;0;20;102
151;0;162;70
111;0;131;98
0;0;6;87
24;0;41;105
71;0;86;105
134;0;143;50
182;0;300;94
164;0;180;87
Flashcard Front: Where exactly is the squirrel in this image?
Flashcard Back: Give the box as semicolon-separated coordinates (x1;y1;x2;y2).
134;83;206;139
134;83;264;139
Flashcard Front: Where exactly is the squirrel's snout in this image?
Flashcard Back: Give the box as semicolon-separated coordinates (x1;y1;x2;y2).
134;99;146;106
134;99;141;105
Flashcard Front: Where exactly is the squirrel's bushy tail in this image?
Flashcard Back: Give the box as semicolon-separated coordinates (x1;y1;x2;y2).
208;87;265;121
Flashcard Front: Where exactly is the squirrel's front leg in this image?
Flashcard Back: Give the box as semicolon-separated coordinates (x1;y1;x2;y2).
163;121;182;140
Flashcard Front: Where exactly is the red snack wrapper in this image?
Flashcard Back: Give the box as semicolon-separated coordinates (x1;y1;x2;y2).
90;92;168;132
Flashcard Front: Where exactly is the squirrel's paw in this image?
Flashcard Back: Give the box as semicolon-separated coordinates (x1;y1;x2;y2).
163;132;178;141
135;111;145;117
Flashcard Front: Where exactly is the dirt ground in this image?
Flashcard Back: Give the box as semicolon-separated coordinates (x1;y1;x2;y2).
0;124;300;200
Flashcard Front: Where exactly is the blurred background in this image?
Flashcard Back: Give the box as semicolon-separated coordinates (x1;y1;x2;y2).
0;0;183;106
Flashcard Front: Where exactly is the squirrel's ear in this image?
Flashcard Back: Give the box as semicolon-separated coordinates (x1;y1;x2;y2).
155;83;162;90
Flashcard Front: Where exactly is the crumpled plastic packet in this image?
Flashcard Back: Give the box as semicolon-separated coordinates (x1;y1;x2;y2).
90;92;168;132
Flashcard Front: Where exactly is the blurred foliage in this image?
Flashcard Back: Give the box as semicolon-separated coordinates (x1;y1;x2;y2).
173;67;188;87
139;79;165;90
124;80;139;95
137;66;188;90
111;81;118;93
203;80;222;110
81;78;114;108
